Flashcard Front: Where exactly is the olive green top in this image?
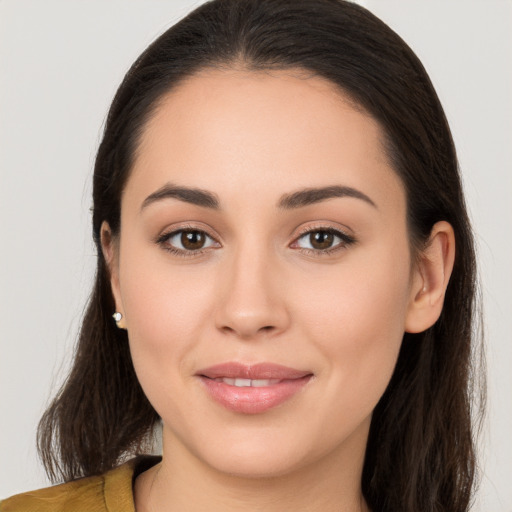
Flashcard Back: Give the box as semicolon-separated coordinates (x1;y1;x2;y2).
0;456;161;512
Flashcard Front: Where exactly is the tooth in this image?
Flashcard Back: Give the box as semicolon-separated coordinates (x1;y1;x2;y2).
216;378;282;387
234;378;251;387
251;379;270;387
251;379;268;387
252;379;281;386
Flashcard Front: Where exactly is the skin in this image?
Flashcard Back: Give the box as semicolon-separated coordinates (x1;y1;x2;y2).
101;67;455;512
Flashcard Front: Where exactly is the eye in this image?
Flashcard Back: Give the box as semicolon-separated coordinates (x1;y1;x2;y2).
157;228;219;257
292;227;355;256
156;225;355;258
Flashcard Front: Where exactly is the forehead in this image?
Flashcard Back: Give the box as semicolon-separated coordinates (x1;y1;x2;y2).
137;67;375;160
127;67;405;215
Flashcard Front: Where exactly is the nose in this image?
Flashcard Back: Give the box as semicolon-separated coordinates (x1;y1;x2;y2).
214;245;290;340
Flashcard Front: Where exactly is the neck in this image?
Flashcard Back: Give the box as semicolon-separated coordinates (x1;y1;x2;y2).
135;424;370;512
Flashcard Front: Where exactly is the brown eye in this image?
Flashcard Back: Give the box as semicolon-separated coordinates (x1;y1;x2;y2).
180;230;207;250
293;227;355;256
308;231;335;250
158;228;218;256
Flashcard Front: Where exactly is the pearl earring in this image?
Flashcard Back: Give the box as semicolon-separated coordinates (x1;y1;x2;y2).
112;312;126;329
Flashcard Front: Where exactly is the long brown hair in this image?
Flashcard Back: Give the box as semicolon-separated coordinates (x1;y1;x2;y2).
37;1;485;510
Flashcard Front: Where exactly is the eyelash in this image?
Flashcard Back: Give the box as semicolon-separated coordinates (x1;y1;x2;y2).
155;224;356;258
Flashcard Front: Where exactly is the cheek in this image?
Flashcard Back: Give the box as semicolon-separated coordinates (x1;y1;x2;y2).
294;246;411;406
116;240;217;393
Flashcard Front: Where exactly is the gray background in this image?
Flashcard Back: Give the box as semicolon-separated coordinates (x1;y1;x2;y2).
1;1;511;510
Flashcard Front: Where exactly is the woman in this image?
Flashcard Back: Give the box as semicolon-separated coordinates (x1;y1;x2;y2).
1;0;483;511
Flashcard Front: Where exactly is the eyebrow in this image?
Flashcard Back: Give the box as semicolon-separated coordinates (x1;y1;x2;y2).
141;183;220;211
277;185;376;210
141;183;377;211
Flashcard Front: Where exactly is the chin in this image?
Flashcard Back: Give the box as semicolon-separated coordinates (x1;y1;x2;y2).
201;440;311;479
183;418;349;480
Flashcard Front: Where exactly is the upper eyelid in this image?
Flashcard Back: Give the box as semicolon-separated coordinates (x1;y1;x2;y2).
294;223;352;238
159;222;349;237
157;223;218;241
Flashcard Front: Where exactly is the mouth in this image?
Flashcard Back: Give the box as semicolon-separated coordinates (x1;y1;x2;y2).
209;377;283;387
196;362;314;414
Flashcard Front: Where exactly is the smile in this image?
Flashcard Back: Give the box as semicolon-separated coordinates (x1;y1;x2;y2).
196;362;313;414
212;378;282;387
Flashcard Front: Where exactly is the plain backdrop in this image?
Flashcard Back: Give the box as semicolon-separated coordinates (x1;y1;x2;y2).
1;0;511;510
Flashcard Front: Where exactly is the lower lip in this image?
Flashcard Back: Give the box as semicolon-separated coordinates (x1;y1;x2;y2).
199;376;313;414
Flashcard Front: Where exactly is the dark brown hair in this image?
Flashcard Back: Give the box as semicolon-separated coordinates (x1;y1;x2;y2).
37;1;484;510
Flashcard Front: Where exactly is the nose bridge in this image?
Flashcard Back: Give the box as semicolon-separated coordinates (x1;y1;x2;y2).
215;235;288;339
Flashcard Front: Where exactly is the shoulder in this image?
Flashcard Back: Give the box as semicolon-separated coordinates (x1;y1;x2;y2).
0;456;160;512
0;473;105;512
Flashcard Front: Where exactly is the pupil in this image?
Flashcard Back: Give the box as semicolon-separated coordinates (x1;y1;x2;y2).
311;231;333;249
181;231;204;250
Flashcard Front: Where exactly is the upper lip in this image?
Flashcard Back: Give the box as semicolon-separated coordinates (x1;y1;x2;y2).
197;362;312;380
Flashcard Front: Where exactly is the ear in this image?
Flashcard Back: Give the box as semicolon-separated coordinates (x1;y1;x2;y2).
405;221;456;333
100;221;126;329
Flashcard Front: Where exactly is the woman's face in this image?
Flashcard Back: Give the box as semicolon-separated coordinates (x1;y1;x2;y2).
106;68;423;478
